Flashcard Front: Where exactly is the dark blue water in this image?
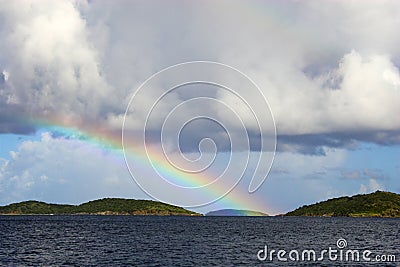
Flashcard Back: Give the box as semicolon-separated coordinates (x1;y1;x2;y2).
0;216;399;266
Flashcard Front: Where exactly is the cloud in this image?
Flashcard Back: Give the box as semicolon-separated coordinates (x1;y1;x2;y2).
362;169;387;180
0;0;399;154
341;168;387;180
0;70;9;83
0;132;145;205
0;0;116;127
341;170;361;180
269;168;290;175
358;179;385;194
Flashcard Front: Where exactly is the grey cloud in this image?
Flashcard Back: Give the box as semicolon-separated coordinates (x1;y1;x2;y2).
269;168;290;175
362;169;387;180
277;130;399;155
340;168;387;180
0;0;399;155
0;104;36;134
340;170;361;180
303;171;328;180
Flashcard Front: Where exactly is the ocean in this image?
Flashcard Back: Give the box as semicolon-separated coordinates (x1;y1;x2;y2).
0;216;399;266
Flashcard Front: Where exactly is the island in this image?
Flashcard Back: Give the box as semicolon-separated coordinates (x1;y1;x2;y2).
205;209;268;216
0;198;201;216
286;191;400;217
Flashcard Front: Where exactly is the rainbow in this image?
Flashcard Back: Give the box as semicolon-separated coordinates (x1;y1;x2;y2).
206;209;268;216
1;1;294;214
25;115;272;214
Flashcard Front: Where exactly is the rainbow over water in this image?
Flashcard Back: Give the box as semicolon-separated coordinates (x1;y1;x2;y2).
24;115;272;214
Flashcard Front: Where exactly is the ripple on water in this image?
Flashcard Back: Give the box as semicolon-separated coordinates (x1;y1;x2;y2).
0;216;399;266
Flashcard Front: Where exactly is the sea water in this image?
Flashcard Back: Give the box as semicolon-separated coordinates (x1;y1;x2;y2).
0;216;399;266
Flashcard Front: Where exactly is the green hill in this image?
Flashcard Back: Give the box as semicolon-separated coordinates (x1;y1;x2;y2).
0;198;201;216
286;191;400;217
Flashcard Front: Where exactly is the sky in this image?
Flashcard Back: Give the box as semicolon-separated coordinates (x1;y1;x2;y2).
0;0;399;215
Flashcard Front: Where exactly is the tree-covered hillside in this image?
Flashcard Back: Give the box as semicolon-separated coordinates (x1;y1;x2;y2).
286;191;400;217
0;198;200;216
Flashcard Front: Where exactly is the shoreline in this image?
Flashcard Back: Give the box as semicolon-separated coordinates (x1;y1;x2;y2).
2;214;399;218
0;213;202;216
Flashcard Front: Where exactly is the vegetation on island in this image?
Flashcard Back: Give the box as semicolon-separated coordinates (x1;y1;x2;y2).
286;191;400;217
0;198;201;216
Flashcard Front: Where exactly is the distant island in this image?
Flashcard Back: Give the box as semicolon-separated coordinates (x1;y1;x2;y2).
0;198;201;216
286;191;400;217
4;191;399;217
206;209;268;216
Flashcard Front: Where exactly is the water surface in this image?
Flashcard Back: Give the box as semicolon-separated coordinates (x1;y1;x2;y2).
0;216;399;266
